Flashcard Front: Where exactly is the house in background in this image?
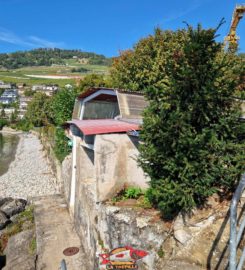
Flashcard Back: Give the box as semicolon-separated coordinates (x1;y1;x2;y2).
63;87;149;212
18;96;33;119
32;84;59;96
0;89;18;105
0;81;13;89
1;108;16;119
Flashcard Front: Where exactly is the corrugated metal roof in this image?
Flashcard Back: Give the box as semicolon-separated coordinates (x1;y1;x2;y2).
66;119;140;136
117;91;147;119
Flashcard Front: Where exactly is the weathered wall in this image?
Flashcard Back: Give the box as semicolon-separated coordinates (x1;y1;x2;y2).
37;131;63;192
94;134;149;201
62;153;72;202
63;168;233;270
69;171;170;269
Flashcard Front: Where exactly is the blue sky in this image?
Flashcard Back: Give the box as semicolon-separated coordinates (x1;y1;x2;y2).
0;0;244;56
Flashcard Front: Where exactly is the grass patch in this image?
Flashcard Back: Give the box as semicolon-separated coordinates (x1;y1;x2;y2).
112;187;145;202
29;236;36;255
111;187;152;209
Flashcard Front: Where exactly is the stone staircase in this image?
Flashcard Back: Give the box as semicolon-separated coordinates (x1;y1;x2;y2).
32;194;86;270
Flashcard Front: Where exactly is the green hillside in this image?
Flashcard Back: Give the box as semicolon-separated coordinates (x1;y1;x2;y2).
0;49;111;87
0;48;112;69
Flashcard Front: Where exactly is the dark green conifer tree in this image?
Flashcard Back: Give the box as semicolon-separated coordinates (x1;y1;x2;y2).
139;23;245;218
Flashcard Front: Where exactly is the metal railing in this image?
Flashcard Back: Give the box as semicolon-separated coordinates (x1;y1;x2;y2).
229;174;245;270
60;259;67;270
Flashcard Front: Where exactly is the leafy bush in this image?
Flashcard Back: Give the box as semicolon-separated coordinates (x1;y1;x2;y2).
124;187;144;199
71;67;89;73
0;119;8;130
15;118;33;132
111;28;187;91
112;187;145;201
54;128;71;162
49;88;77;126
25;92;51;127
78;73;112;93
139;23;245;218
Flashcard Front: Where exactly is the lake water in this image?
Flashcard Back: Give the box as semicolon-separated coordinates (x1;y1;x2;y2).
0;133;19;176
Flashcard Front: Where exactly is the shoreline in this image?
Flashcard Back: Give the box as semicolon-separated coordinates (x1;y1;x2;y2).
0;133;20;176
0;133;58;199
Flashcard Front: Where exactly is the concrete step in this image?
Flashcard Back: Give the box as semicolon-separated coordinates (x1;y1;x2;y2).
32;194;86;270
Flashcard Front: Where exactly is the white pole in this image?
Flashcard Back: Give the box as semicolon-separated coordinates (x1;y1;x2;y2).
69;136;77;212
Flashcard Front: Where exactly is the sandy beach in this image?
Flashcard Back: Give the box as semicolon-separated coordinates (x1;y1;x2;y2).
0;133;58;199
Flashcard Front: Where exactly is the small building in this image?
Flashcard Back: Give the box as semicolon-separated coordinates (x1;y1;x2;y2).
63;87;149;211
0;97;13;105
18;96;32;119
0;82;12;89
2;108;16;119
1;89;18;99
0;89;18;105
32;84;58;96
17;83;26;89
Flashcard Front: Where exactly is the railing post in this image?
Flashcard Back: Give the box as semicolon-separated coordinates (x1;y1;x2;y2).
229;174;245;270
60;259;67;270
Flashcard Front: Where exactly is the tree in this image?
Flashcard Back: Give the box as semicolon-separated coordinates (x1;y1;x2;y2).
111;28;187;91
10;109;18;123
139;24;245;218
0;108;6;118
25;92;51;127
24;89;34;97
49;88;77;126
78;73;112;93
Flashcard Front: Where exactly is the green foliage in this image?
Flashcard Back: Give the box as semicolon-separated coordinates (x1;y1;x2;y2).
112;187;145;201
71;67;89;73
23;88;75;161
157;247;165;258
24;89;34;97
53;128;71;162
0;48;111;69
29;237;36;255
78;73;112;93
124;187;144;199
49;88;77;126
0;119;8;129
139;24;245;218
10;109;18;124
111;28;187;91
25;92;51;127
0;108;6;118
15;118;33;132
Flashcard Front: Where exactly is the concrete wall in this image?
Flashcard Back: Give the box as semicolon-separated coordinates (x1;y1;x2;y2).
60;134;231;270
62;151;167;269
94;134;149;201
62;154;72;202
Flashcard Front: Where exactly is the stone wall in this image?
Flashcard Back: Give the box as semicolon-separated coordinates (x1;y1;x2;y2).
67;167;170;269
36;130;63;193
60;132;235;269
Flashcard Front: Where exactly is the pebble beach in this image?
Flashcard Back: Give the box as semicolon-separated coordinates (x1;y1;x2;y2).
0;133;58;199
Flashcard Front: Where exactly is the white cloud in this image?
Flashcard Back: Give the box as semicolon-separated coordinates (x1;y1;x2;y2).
0;27;64;48
0;27;34;46
29;36;64;48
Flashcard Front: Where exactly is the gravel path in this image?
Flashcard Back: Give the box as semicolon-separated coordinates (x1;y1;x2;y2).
0;133;58;199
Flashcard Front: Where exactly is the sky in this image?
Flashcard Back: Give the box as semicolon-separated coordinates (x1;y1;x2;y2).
0;0;244;57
